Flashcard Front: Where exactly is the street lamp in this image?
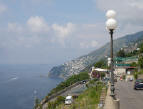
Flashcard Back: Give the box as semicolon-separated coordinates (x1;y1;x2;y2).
106;10;117;98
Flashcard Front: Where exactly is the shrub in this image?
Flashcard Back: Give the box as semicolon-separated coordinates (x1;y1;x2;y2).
134;73;138;80
56;96;65;104
47;96;65;109
34;98;42;109
122;75;126;80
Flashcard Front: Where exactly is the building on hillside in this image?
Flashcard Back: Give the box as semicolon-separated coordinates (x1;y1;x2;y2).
89;67;109;79
114;66;137;76
123;43;138;53
114;67;126;76
114;56;138;77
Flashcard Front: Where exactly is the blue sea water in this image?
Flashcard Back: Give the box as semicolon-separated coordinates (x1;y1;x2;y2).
0;64;62;109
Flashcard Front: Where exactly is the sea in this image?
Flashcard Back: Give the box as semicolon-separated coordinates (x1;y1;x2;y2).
0;64;62;109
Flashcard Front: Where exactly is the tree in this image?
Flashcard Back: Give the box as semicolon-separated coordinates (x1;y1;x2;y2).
130;62;138;67
138;55;143;69
116;49;126;57
100;72;105;79
139;43;143;53
94;60;107;68
134;72;138;80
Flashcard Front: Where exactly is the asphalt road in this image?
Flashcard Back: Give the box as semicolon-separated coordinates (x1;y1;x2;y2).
115;81;143;109
61;83;87;96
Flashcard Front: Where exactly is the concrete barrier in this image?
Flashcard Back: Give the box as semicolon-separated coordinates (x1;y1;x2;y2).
113;99;120;109
104;83;120;109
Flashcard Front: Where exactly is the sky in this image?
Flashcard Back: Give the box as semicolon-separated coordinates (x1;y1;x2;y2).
0;0;143;65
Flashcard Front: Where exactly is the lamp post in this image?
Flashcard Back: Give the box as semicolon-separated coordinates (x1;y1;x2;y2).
106;10;117;98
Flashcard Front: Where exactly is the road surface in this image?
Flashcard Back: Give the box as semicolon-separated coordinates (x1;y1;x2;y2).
61;83;87;96
115;81;143;109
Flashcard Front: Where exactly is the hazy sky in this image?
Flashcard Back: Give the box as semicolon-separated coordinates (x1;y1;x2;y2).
0;0;143;65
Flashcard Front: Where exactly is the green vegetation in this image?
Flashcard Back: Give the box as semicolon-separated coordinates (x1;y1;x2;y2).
134;72;138;80
34;98;42;109
137;43;143;69
130;62;138;67
116;49;126;57
47;96;65;109
88;78;98;85
94;60;107;68
45;77;104;109
116;49;139;58
126;50;139;57
56;82;105;109
133;70;143;80
132;42;143;79
138;55;143;68
71;84;103;109
47;72;89;96
122;75;126;80
35;72;89;109
137;70;143;74
139;42;143;53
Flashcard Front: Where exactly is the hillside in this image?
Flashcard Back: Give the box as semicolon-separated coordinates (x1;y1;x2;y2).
48;31;143;79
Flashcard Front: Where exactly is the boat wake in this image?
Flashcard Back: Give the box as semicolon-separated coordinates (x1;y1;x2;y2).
8;77;19;82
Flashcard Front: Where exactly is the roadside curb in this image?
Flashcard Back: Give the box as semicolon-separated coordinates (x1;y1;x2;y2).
104;83;120;109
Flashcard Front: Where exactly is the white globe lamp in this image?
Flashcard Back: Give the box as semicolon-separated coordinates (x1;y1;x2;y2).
106;18;117;30
106;10;116;19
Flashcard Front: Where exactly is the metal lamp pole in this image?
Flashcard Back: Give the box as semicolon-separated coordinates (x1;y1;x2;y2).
106;10;117;98
110;29;115;97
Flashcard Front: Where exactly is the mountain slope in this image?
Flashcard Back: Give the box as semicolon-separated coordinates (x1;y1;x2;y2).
48;31;143;79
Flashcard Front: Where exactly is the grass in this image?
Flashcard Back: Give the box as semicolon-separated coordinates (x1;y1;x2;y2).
56;82;104;109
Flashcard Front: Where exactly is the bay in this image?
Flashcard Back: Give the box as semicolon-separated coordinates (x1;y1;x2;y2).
0;64;62;109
